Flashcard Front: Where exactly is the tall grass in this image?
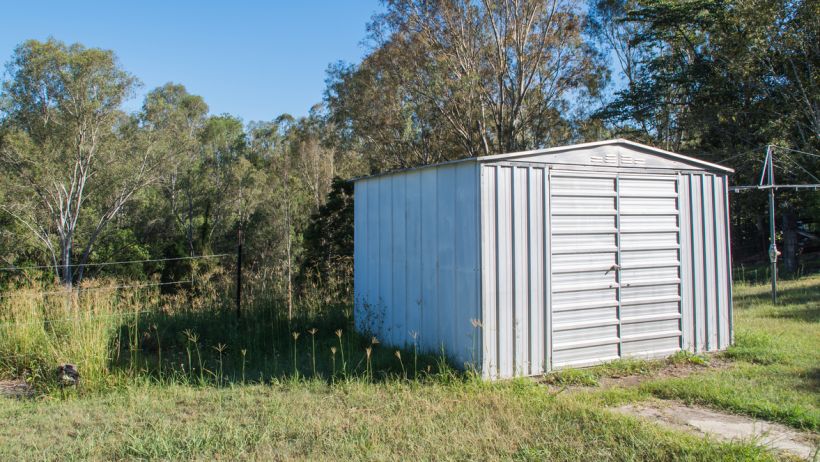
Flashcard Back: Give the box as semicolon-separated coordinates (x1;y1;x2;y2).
0;287;145;390
0;274;450;394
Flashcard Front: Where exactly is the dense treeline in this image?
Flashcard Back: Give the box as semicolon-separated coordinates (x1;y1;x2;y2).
0;0;817;311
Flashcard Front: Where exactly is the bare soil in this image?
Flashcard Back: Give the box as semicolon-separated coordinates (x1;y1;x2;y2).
613;402;818;460
540;356;733;392
0;379;34;398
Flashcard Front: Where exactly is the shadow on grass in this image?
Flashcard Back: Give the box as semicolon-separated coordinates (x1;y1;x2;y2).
796;367;820;394
111;304;462;387
736;278;820;311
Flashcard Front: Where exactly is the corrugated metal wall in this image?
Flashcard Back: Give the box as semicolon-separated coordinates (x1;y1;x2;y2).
679;173;733;352
479;165;549;379
480;165;732;379
353;162;481;369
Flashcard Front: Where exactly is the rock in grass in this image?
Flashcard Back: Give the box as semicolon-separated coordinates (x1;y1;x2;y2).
56;364;80;388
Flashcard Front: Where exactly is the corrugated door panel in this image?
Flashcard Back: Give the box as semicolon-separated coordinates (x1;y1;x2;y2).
621;214;678;232
620;248;679;268
552;252;617;272
553;344;619;369
621;337;680;356
550;173;620;368
480;166;498;378
620;301;680;319
552;288;618;310
618;175;682;358
405;173;422;348
496;166;514;378
391;175;407;346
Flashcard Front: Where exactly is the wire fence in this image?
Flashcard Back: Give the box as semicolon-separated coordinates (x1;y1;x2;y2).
0;310;158;328
0;254;236;329
0;253;232;272
0;279;194;299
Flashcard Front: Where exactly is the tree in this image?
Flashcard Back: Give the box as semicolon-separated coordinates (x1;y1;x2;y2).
0;39;164;285
328;0;605;172
141;83;209;258
593;0;819;264
301;177;355;302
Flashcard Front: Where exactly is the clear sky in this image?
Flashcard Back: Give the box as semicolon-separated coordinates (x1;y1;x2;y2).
0;1;383;122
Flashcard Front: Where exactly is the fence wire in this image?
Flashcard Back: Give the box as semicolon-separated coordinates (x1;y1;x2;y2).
0;254;232;272
0;279;194;299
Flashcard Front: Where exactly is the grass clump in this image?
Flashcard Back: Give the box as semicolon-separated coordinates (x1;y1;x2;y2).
722;330;786;365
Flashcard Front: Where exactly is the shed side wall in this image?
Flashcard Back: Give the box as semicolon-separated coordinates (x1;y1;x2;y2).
354;162;481;369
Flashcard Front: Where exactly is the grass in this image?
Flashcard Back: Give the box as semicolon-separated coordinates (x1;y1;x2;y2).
637;274;820;432
0;380;775;461
0;273;818;459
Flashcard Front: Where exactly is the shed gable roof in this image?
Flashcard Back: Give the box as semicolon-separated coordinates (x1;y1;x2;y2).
478;139;734;173
352;138;733;182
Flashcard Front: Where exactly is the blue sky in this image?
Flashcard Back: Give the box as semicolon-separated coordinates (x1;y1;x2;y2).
0;1;382;122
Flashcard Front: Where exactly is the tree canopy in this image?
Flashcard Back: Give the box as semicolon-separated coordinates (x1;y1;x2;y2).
0;0;817;302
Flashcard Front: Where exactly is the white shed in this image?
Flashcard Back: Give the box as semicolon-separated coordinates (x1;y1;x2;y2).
353;139;733;379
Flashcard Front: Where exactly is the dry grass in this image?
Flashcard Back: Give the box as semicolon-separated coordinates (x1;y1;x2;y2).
0;380;776;461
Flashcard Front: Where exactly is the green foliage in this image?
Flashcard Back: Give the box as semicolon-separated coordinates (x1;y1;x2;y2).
300;177;354;299
590;0;819;265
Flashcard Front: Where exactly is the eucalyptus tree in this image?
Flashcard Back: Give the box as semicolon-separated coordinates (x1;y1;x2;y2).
141;83;209;257
592;0;819;264
328;0;605;172
0;39;165;285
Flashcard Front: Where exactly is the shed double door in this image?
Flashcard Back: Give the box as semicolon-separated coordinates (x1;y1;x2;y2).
549;172;683;368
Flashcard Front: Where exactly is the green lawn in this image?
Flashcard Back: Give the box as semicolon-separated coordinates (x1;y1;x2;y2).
1;275;817;461
0;380;775;461
639;274;820;431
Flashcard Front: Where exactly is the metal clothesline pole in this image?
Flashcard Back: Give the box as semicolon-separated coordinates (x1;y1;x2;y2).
765;146;779;304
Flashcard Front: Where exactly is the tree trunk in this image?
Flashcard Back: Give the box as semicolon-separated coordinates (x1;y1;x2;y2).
61;238;73;288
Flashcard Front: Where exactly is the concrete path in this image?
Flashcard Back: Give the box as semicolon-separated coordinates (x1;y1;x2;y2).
614;402;818;460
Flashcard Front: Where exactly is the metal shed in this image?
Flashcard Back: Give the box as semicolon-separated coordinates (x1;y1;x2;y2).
353;139;733;379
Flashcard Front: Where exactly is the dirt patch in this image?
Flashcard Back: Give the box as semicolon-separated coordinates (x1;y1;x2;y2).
598;358;732;389
0;379;34;398
613;402;818;460
540;356;733;392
